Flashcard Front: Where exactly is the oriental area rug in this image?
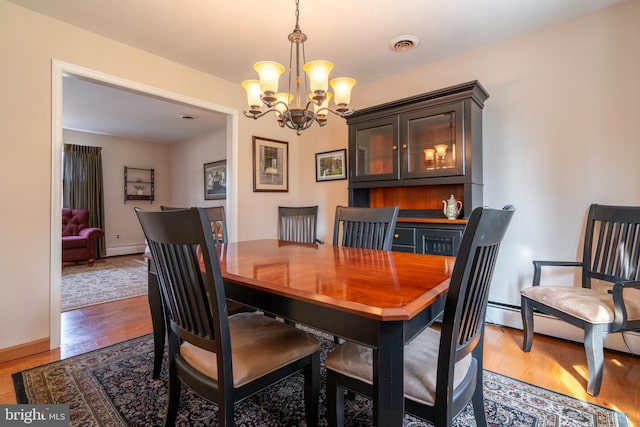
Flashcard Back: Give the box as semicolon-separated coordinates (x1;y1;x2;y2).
61;256;148;311
13;334;628;427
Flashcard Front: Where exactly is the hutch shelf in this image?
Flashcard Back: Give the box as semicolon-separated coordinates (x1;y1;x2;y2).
124;166;155;203
347;81;489;255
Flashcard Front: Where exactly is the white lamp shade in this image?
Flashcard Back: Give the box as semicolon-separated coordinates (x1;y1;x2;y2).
423;148;435;161
434;144;448;157
241;80;262;107
254;61;285;93
303;60;334;93
310;92;332;114
275;93;294;115
330;77;356;106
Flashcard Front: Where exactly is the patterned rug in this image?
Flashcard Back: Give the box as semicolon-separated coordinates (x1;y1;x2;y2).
12;333;628;427
61;256;148;311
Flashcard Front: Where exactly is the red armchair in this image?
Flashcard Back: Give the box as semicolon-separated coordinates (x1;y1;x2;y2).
62;208;104;266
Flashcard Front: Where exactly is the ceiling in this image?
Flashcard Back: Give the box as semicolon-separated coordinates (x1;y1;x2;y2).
10;0;625;143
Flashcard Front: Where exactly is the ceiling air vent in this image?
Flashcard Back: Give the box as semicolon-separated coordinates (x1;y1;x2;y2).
389;35;420;53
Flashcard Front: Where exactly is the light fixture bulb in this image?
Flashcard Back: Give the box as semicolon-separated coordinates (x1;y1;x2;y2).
241;80;262;112
423;148;435;161
303;60;333;94
435;144;448;158
254;61;285;96
275;93;294;115
330;77;356;109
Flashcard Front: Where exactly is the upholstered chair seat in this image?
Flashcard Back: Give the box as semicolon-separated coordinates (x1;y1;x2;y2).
326;327;471;406
181;313;320;388
521;286;640;324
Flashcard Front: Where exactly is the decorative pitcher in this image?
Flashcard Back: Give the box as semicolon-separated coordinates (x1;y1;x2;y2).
443;195;462;220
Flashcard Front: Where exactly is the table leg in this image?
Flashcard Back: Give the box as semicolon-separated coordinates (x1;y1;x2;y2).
147;269;165;379
373;322;405;426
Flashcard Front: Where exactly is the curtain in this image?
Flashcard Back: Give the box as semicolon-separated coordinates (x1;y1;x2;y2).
63;144;106;258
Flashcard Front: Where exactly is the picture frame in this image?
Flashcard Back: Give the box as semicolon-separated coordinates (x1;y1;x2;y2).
253;136;289;192
315;149;347;182
204;160;227;200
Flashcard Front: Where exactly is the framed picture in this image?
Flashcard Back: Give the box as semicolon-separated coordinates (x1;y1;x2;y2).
204;160;227;200
315;149;347;181
253;136;288;192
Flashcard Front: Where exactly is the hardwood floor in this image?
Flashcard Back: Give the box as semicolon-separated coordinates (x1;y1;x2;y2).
0;296;638;426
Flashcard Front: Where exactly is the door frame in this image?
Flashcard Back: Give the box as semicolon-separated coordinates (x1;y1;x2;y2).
50;60;239;348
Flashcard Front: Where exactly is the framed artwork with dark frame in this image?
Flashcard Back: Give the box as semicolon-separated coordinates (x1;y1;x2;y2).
253;136;289;192
315;149;347;181
204;160;227;200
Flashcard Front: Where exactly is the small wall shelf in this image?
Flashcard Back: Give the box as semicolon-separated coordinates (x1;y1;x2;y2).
124;166;154;203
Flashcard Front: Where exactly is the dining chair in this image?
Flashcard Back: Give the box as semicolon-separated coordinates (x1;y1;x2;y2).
325;205;515;427
278;205;323;244
135;207;321;427
162;205;228;243
332;205;400;250
151;205;253;380
520;204;640;396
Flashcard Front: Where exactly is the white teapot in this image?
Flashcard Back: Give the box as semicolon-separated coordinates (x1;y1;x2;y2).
443;195;462;220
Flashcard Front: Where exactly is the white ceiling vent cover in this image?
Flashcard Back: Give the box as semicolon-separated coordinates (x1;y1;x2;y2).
389;35;420;53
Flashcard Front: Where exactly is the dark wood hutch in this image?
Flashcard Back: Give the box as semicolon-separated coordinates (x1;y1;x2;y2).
346;81;489;255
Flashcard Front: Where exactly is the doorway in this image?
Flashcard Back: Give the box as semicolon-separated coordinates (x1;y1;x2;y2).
51;60;239;348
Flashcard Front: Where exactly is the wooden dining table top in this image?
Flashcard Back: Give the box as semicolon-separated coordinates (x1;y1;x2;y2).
217;239;454;322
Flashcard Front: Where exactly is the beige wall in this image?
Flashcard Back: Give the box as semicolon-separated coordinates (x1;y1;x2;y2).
1;0;639;352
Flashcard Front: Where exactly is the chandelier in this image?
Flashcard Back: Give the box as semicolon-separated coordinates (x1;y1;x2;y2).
241;0;356;135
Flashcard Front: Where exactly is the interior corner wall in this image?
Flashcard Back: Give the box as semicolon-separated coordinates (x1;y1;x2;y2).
62;130;171;255
168;130;228;222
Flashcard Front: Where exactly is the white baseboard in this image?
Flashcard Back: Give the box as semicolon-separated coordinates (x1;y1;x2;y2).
486;302;640;356
105;244;146;257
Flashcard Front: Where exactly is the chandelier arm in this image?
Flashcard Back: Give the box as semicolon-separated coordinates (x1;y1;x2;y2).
243;107;284;120
315;107;356;118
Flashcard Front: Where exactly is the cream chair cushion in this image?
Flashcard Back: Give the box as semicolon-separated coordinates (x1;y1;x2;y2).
326;327;472;406
180;313;321;388
520;286;640;324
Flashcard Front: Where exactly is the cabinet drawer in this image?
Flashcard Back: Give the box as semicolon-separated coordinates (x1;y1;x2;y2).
418;228;463;256
393;227;416;245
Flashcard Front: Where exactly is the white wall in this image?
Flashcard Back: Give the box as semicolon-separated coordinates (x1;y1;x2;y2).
62;130;171;255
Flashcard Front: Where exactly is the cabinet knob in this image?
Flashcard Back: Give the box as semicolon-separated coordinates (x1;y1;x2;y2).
394;233;399;239
392;145;398;151
402;144;407;149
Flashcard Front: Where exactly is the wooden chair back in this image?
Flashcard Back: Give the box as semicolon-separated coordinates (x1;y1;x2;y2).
161;205;228;243
204;206;229;243
332;206;399;250
137;207;228;356
582;204;640;288
422;205;514;422
278;205;320;243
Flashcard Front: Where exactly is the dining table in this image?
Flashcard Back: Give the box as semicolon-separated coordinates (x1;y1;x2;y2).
148;238;454;427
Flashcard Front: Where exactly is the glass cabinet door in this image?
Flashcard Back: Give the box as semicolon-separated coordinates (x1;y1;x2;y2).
349;116;399;182
401;102;464;179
